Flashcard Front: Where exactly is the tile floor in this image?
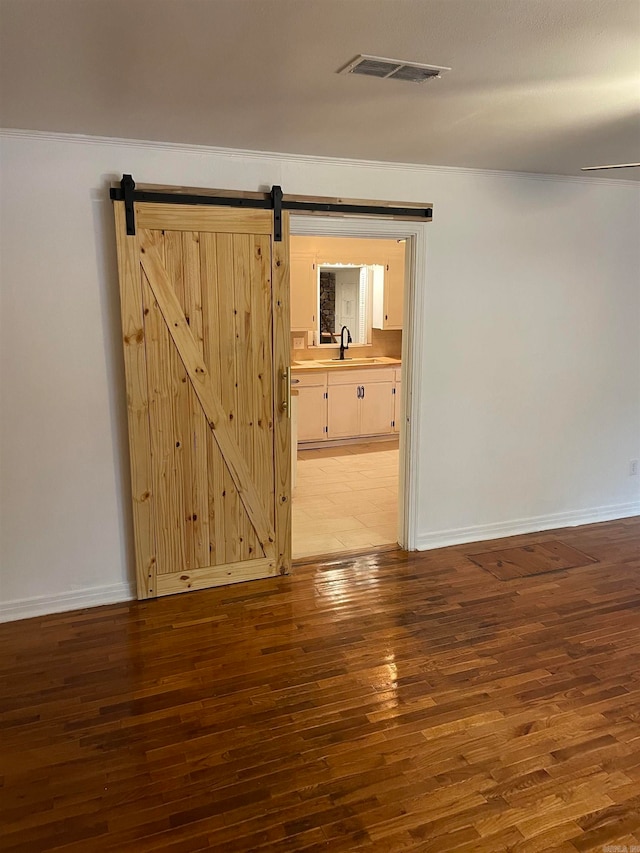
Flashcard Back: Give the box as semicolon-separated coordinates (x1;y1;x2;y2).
292;439;399;559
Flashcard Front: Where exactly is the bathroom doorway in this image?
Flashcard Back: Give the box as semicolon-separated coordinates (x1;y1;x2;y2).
289;216;427;560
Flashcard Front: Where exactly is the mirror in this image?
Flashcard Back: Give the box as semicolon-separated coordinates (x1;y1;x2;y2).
317;264;382;345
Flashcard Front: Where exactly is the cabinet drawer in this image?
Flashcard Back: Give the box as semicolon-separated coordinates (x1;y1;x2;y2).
291;371;327;388
328;367;393;386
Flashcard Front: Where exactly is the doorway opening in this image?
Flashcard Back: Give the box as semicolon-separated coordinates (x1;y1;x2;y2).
289;216;427;560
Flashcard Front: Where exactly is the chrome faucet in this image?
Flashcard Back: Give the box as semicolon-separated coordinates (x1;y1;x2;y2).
339;325;352;360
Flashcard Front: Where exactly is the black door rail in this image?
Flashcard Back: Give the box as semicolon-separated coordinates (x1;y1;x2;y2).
110;175;432;240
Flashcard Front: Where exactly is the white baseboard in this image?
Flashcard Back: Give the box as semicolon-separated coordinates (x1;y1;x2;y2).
0;581;135;624
415;501;640;551
2;502;638;621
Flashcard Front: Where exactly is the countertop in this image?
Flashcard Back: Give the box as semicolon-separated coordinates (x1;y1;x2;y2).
291;356;401;373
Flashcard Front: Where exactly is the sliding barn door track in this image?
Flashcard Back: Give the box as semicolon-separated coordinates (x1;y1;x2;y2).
110;175;433;240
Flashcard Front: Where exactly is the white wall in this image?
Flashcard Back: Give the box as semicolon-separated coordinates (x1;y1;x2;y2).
1;130;639;620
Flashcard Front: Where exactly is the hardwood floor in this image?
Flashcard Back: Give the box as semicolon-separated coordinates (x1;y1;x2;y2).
293;440;399;559
1;517;640;852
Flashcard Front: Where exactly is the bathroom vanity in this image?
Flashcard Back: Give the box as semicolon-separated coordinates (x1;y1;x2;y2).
291;358;402;444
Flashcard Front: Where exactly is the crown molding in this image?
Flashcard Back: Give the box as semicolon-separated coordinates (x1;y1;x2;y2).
1;127;639;189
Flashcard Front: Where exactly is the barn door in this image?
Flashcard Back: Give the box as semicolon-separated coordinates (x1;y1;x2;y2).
113;200;291;599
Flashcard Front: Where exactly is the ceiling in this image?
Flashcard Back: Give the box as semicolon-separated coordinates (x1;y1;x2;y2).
1;0;639;179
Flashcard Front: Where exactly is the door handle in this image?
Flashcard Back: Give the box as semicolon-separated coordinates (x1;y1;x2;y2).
281;367;291;418
361;385;365;399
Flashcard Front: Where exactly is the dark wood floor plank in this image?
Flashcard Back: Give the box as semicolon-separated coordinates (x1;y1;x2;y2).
1;516;639;850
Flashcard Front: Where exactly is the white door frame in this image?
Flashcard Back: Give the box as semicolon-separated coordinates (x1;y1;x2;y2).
290;215;428;550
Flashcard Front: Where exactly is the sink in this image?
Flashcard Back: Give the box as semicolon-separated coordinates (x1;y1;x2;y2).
318;358;384;366
293;357;392;368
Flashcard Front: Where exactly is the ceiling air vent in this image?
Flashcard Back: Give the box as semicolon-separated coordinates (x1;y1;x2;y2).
338;55;450;83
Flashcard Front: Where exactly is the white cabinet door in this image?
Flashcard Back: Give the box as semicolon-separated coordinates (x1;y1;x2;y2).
290;252;317;331
384;255;404;329
372;244;405;331
360;381;394;436
296;385;327;441
327;383;360;439
393;381;402;433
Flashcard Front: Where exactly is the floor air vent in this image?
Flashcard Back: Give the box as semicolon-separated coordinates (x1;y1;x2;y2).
467;541;598;581
339;55;450;83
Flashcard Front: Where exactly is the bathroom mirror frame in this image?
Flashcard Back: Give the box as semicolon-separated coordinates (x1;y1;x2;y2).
315;262;379;347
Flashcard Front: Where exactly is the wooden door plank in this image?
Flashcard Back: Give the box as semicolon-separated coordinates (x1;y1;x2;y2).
216;233;242;564
162;230;190;572
140;265;185;578
199;233;224;567
135;204;272;234
155;556;276;596
113;203;156;599
233;233;260;562
181;231;210;569
272;212;292;574
251;235;275;528
138;233;276;559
